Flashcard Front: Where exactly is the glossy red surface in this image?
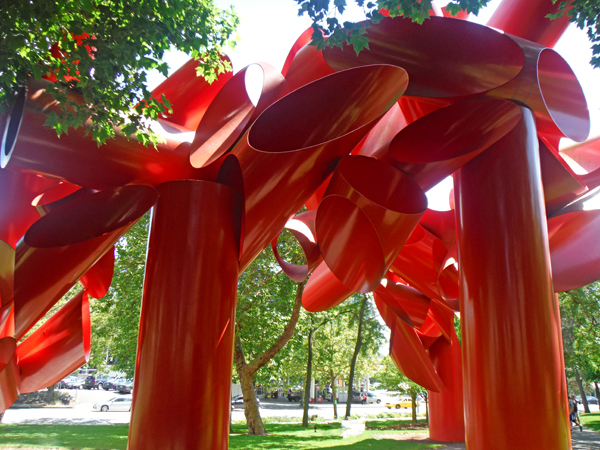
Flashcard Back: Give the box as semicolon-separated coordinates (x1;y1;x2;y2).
0;168;56;248
548;209;600;292
323;16;524;99
234;65;409;272
0;335;19;414
0;240;14;306
80;246;115;299
190;63;288;168
281;28;314;77
271;211;321;282
487;0;572;48
17;290;90;394
316;156;426;292
489;35;590;142
32;181;81;213
419;209;456;250
302;261;354;312
129;180;242;450
380;98;522;191
2;80;204;190
389;315;444;392
454;108;569;448
357;104;407;157
428;329;464;442
390;225;446;302
150;57;232;130
284;43;335;92
378;280;430;329
24;185;158;248
14;222;135;340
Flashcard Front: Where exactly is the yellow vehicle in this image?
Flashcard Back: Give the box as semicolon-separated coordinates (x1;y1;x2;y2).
385;396;419;410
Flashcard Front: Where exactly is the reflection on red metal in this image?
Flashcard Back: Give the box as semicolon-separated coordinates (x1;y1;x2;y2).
24;185;158;248
1;80;204;190
316;155;426;292
17;290;90;393
377;280;430;329
487;0;572;48
80;246;115;299
454;108;569;448
0;301;19;414
429;329;464;442
234;65;409;272
302;261;354;312
284;43;335;91
549;210;600;292
0;240;14;306
0;169;56;249
14;222;135;340
379;98;522;191
190;63;287;168
129;180;242;450
281;28;314;77
150;57;232;130
271;211;321;282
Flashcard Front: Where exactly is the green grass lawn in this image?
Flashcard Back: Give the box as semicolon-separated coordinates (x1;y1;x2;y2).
581;412;600;432
0;422;443;450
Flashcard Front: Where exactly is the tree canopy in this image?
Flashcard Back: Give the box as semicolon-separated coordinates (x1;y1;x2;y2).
0;0;238;145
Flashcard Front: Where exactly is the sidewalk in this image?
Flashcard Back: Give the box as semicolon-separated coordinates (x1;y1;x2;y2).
572;427;600;450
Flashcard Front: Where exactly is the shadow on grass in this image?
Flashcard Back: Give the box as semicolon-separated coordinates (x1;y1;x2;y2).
365;419;428;430
580;412;600;432
0;424;129;449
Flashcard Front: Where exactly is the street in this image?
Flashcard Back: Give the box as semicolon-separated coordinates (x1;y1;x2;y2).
2;389;428;425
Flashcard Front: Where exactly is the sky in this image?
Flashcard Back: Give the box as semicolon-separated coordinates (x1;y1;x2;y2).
148;0;600;211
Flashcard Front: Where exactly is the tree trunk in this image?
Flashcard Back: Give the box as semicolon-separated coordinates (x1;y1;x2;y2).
411;392;417;425
233;282;305;435
302;327;314;427
0;412;4;423
234;336;266;435
575;368;590;413
331;373;338;419
424;392;429;425
595;381;600;401
46;384;56;404
344;295;367;419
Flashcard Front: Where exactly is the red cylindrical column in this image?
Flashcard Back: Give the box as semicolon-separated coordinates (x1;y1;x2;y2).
454;108;570;449
128;180;242;450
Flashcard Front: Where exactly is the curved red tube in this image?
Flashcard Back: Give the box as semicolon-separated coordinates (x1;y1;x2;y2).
24;185;158;248
190;62;288;168
487;0;572;48
129;180;242;450
150;57;232;130
302;261;354;312
80;246;115;299
284;43;335;92
16;290;90;394
0;301;19;414
281;28;315;77
233;65;410;272
0;240;14;306
316;155;426;292
549;209;600;292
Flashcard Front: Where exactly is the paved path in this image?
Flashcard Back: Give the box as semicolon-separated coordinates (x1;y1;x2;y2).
572;427;600;449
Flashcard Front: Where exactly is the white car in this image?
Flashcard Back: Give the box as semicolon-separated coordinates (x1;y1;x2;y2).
93;395;133;412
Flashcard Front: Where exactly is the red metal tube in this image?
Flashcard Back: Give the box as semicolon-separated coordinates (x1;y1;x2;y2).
302;261;354;312
128;180;242;450
79;246;114;299
428;328;464;442
0;240;14;306
0;301;19;414
454;107;569;448
16;290;90;394
233;65;409;272
316;155;427;292
487;0;572;48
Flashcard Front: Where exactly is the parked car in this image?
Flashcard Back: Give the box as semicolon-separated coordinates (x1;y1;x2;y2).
287;391;302;402
116;379;134;393
70;378;86;389
587;396;599;405
231;395;260;407
385;396;418;410
364;392;381;404
83;375;99;390
58;376;79;389
93;395;133;412
95;375;111;389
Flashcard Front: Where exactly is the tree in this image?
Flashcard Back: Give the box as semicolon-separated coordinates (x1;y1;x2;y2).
233;230;307;435
294;0;600;68
89;213;150;377
344;294;368;419
0;0;238;145
377;355;426;425
560;282;600;413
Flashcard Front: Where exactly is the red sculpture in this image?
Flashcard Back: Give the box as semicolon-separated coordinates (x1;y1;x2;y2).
0;0;595;448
